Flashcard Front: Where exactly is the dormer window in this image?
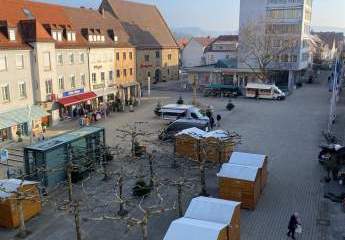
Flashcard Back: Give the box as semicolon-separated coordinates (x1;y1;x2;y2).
114;36;118;42
52;30;63;41
8;29;16;41
67;31;76;42
101;36;105;42
96;35;101;41
88;35;93;42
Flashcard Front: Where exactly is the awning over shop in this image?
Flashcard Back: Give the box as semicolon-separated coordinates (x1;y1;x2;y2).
58;92;97;107
0;106;49;130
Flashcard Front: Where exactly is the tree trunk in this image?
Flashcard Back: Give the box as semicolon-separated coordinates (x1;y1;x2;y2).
199;161;209;196
148;155;154;188
192;76;197;105
17;199;27;238
74;201;82;240
117;176;128;216
177;184;183;217
142;214;149;240
67;166;73;203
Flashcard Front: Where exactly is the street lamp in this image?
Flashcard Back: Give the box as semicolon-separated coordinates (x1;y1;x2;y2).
147;76;151;97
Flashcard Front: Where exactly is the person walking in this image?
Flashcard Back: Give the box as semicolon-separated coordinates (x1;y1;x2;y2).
287;212;300;239
209;116;215;129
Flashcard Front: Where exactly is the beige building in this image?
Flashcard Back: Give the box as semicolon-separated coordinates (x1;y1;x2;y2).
101;0;180;87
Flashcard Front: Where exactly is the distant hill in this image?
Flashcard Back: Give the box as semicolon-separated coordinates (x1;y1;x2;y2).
312;26;345;34
173;27;238;39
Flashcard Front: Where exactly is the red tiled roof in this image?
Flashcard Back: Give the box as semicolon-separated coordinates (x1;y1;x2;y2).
103;0;178;49
177;38;189;49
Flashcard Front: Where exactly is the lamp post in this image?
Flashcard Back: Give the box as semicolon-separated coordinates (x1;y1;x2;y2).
27;105;33;144
147;76;151;97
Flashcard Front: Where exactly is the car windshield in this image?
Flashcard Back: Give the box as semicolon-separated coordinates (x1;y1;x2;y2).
192;108;204;119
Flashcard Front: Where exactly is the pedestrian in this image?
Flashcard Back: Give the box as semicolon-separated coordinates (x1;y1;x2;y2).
216;114;222;127
209;116;215;129
287;212;301;239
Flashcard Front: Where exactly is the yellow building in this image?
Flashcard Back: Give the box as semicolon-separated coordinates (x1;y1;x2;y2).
100;0;180;87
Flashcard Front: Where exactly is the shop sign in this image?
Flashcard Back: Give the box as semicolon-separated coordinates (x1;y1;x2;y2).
0;149;8;162
140;64;153;68
63;88;84;97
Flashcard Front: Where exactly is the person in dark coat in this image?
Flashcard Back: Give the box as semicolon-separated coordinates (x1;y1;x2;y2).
287;212;299;239
209;116;215;129
216;114;222;127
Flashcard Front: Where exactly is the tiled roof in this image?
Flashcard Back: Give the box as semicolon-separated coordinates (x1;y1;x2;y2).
177;38;189;49
204;35;239;53
103;0;178;49
0;0;132;49
64;7;133;48
193;37;215;48
314;32;344;49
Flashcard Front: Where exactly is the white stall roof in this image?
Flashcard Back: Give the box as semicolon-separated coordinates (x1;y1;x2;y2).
185;196;240;225
176;127;206;139
204;130;230;140
163;218;227;240
229;152;266;168
217;163;259;181
0;179;37;199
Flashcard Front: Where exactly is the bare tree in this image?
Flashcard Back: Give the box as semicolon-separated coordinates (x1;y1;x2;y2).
239;18;299;82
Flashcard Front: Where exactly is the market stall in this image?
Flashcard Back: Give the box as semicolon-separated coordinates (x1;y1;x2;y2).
217;163;261;210
0;179;41;228
175;127;206;161
228;152;268;191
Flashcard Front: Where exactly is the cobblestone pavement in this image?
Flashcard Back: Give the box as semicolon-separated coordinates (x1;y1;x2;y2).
0;74;334;240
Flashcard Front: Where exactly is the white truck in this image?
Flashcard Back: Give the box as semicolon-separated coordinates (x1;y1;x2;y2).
245;83;285;100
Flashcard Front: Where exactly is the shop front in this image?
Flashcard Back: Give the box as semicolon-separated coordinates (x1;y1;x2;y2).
0;106;49;142
119;82;141;104
57;90;97;120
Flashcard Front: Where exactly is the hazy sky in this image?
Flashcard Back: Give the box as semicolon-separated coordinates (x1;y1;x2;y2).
37;0;345;31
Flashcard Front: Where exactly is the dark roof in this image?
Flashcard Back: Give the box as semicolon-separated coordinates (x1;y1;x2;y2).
204;35;238;53
313;32;344;49
102;0;178;49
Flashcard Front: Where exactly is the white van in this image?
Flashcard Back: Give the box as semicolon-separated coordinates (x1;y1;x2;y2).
245;83;285;100
155;104;210;123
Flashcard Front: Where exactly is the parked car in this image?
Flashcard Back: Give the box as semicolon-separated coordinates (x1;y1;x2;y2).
155;104;210;122
204;83;242;98
159;118;209;141
245;83;285;100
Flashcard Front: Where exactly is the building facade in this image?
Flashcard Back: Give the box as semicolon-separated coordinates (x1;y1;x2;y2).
0;0;139;141
204;35;238;65
238;0;314;90
100;0;179;87
181;37;214;68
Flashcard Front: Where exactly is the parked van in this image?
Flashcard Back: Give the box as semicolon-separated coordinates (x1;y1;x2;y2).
155;104;210;122
246;83;285;100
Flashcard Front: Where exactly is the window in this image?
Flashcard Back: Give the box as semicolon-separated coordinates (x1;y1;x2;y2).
58;76;64;90
43;52;51;71
130;68;133;76
8;29;16;41
145;55;150;62
123;52;126;60
67;32;76;42
156;51;160;58
80;74;86;86
0;55;7;71
45;80;52;94
101;36;105;42
167;69;170;75
168;54;172;60
16;54;24;69
57;54;63;65
92;73;97;84
52;31;57;40
1;85;10;101
69;53;74;64
290;55;298;62
19;82;26;97
109;71;114;81
70;75;76;88
88;35;93;42
101;72;105;82
57;31;62;41
72;32;76;41
116;52;120;61
129;52;133;60
123;69;127;77
80;53;85;64
116;70;120;78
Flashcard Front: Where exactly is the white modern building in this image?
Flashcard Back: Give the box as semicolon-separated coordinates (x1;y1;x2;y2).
238;0;313;90
182;37;214;68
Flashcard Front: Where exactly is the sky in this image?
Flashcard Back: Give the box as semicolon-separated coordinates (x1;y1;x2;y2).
36;0;345;32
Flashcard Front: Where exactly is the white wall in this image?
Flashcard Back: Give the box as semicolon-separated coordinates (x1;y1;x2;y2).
182;39;205;68
0;49;34;112
205;52;237;65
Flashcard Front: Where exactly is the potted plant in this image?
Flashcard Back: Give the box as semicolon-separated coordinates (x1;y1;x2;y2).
154;101;162;116
226;100;235;111
176;96;184;105
132;180;151;197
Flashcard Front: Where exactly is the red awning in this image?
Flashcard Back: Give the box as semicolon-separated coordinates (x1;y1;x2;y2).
58;92;97;107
